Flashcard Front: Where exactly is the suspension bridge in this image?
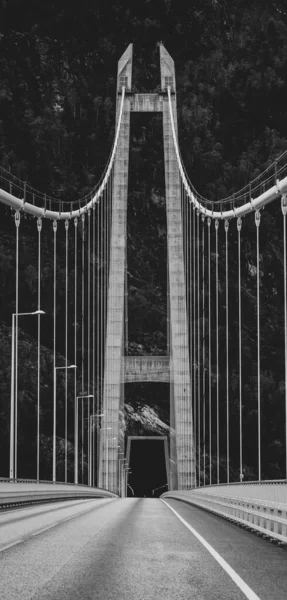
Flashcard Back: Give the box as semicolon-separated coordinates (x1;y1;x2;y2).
0;44;287;599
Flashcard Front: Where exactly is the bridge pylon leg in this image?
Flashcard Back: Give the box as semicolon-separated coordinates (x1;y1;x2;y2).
160;45;195;490
98;45;133;493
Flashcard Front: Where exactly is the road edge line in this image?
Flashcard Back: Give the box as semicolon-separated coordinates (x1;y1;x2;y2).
161;499;262;600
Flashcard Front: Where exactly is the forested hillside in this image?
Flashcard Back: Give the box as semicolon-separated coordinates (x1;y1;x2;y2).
1;0;287;482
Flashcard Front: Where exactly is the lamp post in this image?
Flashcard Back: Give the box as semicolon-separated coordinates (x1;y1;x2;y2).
89;413;104;487
122;466;132;498
10;310;45;480
119;456;126;497
74;394;94;484
106;434;117;491
99;426;115;490
53;364;77;483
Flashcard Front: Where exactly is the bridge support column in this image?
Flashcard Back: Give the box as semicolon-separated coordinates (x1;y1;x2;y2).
99;44;195;493
160;45;195;490
98;44;133;492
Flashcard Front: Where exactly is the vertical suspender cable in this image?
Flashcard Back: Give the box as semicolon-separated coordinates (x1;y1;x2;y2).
237;217;243;482
282;195;287;481
187;193;191;488
65;219;69;483
180;184;183;488
106;179;109;488
37;217;42;481
74;218;78;485
187;198;190;487
208;217;212;484
97;199;100;486
189;201;193;486
193;206;197;485
52;219;57;483
87;209;91;486
184;188;187;488
197;209;200;486
186;194;189;488
14;211;20;479
215;218;219;484
102;188;106;489
255;210;261;481
100;192;105;487
92;204;96;487
181;184;184;489
225;219;230;484
81;213;85;483
202;215;206;486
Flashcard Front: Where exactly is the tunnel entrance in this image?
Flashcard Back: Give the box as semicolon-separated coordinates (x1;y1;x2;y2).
126;436;169;497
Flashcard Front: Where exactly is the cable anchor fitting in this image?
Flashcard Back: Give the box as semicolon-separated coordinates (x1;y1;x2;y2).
237;217;242;231
53;220;57;233
37;217;42;233
224;219;229;233
14;211;20;228
281;194;287;216
215;219;219;230
255;210;261;227
65;219;69;231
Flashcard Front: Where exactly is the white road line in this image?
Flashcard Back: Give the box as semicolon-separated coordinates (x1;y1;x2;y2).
162;499;262;600
0;498;116;554
0;540;22;553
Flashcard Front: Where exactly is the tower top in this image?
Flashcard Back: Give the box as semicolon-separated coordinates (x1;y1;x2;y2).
117;44;176;93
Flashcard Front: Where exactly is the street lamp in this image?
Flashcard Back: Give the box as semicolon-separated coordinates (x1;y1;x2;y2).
123;466;132;498
89;412;104;487
106;434;117;491
10;309;45;480
99;427;115;491
74;394;93;485
119;457;127;497
53;364;77;483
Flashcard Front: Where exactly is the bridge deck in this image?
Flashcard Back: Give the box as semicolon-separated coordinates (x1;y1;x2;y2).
0;497;286;599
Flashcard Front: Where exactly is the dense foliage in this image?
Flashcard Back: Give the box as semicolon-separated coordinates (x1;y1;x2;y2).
1;0;287;483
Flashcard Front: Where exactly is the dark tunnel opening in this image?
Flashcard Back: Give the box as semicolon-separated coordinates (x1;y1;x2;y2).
127;438;168;497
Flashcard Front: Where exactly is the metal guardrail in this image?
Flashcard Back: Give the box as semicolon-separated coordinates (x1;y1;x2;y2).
0;478;119;506
161;483;287;544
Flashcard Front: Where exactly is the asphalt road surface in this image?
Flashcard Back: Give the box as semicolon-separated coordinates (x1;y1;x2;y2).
0;497;286;599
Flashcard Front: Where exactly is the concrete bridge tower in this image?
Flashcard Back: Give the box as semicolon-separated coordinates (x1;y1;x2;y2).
98;44;195;493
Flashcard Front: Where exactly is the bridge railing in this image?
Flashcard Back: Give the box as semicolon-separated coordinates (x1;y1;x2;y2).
0;478;119;507
161;481;287;544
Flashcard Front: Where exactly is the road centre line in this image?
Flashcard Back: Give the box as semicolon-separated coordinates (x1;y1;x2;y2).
161;499;262;600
